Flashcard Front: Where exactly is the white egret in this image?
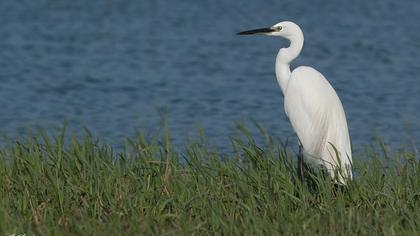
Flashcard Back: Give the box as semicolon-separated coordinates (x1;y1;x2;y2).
238;21;352;184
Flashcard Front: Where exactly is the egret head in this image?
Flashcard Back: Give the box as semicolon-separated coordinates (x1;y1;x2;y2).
237;21;302;40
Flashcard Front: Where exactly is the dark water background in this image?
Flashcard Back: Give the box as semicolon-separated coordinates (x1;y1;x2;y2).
0;0;419;152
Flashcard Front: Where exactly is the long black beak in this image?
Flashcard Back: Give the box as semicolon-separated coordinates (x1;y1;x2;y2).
237;27;274;35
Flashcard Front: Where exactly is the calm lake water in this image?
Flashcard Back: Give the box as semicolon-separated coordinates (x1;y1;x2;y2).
0;0;419;151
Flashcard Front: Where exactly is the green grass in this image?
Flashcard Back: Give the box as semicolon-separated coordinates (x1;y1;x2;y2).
0;124;419;235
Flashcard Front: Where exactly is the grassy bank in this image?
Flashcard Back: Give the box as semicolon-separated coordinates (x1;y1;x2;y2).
0;126;419;235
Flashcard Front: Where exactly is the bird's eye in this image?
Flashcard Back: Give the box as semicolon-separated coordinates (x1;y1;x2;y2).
276;26;282;31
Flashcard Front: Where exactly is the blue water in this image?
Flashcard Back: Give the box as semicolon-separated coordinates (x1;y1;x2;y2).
0;0;419;151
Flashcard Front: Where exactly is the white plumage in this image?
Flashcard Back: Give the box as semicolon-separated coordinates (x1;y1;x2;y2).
239;21;352;184
285;66;352;183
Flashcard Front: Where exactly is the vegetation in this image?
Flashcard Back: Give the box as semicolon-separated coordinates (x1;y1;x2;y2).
0;124;419;235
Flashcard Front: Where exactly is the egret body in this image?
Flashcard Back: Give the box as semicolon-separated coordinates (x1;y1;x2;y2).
238;21;352;184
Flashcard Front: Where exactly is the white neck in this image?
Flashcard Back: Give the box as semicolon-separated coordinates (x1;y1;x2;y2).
275;31;304;94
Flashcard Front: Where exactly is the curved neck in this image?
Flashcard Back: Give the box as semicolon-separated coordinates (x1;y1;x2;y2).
275;33;304;94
